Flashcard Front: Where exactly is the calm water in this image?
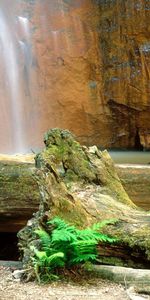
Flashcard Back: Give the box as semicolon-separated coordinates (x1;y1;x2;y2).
109;151;150;164
109;151;150;210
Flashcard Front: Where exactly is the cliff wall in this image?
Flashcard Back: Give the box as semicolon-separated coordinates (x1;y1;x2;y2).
97;0;150;149
0;0;150;152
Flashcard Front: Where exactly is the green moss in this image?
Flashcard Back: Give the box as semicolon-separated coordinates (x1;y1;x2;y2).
37;129;96;183
49;197;91;228
0;162;40;204
97;257;126;267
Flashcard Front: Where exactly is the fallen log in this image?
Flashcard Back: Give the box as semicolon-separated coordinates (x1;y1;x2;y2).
0;158;150;233
0;159;40;232
88;265;150;294
16;129;150;278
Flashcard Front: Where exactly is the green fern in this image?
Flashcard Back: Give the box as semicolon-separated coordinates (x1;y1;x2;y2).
71;254;97;264
31;217;118;282
30;245;65;282
70;240;97;263
51;228;77;243
48;217;76;232
35;229;52;249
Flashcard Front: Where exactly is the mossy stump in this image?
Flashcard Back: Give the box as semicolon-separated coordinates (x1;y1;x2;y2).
18;129;150;274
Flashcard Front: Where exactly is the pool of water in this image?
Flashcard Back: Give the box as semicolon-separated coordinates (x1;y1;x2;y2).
109;151;150;164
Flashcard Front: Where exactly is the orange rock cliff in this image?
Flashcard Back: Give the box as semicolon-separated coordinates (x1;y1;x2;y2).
0;0;150;153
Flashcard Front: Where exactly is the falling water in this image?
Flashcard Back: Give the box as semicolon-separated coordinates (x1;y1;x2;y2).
18;16;29;36
0;9;25;153
0;1;39;154
0;0;101;154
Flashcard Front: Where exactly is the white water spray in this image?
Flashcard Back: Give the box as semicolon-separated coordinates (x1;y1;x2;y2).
18;16;29;36
0;9;24;152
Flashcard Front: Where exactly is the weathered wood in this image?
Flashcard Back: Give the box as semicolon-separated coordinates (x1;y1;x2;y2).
0;160;40;232
15;129;150;278
0;159;150;233
0;260;22;269
97;242;150;269
88;265;150;293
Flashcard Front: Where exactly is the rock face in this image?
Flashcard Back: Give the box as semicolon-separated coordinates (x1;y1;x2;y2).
97;0;150;150
0;0;150;153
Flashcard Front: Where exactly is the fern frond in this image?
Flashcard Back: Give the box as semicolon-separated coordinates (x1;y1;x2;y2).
70;240;98;265
45;252;65;268
71;240;97;261
47;217;77;233
71;240;98;247
47;217;70;229
35;228;51;248
75;228;117;243
30;246;47;261
31;245;65;268
71;254;97;264
98;235;118;243
51;228;77;243
75;228;101;241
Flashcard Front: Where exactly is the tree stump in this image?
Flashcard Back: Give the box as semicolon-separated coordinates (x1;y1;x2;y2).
17;129;150;274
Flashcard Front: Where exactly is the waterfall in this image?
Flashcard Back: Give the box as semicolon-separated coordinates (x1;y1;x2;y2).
0;8;25;153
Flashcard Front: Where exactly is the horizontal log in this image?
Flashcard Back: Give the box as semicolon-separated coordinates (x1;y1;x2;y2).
0;155;150;232
0;260;22;269
88;265;150;293
0;159;40;232
97;241;150;269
